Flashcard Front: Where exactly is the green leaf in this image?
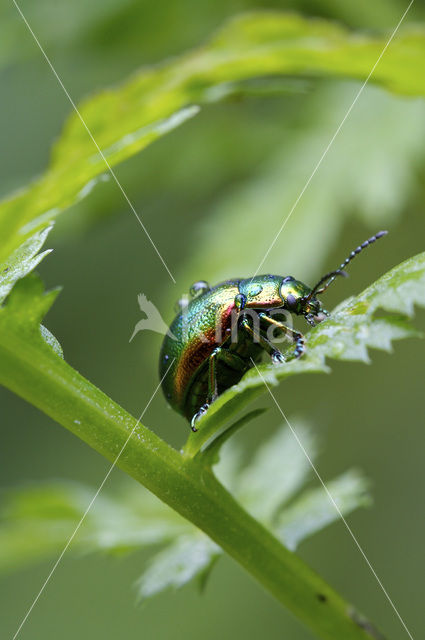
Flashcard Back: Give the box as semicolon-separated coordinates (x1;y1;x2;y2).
0;225;53;304
0;481;191;572
214;424;371;554
183;251;425;457
230;421;318;522
0;274;61;349
39;324;64;358
276;470;372;551
2;13;425;267
0;423;370;603
0;223;63;356
136;535;221;601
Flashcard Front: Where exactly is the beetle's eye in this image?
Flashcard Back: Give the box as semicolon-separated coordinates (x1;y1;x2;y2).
286;293;297;310
283;276;295;283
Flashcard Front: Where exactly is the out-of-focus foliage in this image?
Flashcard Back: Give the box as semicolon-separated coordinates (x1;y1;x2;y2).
2;12;425;267
276;470;370;551
0;422;370;601
2;0;419;72
177;84;425;286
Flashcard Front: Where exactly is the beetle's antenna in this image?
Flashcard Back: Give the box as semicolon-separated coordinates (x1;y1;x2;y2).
303;230;388;303
304;270;348;303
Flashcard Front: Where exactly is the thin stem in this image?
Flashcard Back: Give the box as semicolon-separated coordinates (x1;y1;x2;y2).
0;326;380;640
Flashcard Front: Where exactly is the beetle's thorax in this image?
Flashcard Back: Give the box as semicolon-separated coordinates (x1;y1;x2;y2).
239;275;282;308
239;275;313;314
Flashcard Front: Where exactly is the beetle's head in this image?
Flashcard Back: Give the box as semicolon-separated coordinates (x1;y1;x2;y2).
280;276;328;325
282;230;388;326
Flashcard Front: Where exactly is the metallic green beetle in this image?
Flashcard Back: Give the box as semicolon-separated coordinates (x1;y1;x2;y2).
160;231;387;431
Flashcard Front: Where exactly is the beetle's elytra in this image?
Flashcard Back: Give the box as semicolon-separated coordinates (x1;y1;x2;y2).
159;231;387;431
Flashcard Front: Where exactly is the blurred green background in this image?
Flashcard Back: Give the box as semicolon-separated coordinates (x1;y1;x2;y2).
1;0;424;638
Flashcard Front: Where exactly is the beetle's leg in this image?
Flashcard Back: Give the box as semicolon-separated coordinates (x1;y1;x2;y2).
208;348;220;404
190;404;209;432
216;349;249;371
258;313;305;360
305;313;316;327
190;347;220;432
305;308;330;326
240;317;286;364
190;348;249;432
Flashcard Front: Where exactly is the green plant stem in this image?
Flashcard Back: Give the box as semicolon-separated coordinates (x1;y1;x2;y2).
0;329;380;640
